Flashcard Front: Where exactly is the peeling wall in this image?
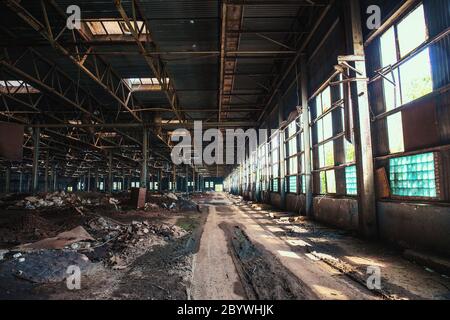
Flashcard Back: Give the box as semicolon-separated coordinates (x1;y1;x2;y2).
378;202;450;255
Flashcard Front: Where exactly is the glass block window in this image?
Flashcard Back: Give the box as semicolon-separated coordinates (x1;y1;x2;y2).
389;153;437;198
288;176;297;194
272;179;279;193
345;165;358;195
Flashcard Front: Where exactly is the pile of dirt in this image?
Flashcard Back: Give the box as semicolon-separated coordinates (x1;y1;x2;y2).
0;211;82;246
223;224;317;300
75;217;189;269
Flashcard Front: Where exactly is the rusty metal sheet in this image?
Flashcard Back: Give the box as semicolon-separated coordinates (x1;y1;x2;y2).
131;187;147;209
376;167;390;199
402;97;440;151
0;122;24;161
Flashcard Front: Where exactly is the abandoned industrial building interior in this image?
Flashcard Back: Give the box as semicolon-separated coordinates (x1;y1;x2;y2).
0;0;449;302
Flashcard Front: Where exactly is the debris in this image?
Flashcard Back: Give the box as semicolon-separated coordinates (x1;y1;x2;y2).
0;250;96;284
166;193;178;201
13;192;120;210
13;253;22;259
16;226;94;250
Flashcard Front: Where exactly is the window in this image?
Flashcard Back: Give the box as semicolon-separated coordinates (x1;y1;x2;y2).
285;119;299;194
124;78;169;91
345;166;358;195
312;79;346;195
131;181;139;188
288;176;297;194
85;20;148;36
319;170;336;194
0;80;39;94
379;5;433;154
389;153;438;198
259;143;268;191
270;133;280;192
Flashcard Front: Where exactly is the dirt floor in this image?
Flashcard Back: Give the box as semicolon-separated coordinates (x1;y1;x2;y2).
0;192;449;300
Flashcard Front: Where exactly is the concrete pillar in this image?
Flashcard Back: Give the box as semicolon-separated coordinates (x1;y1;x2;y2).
94;170;99;192
185;166;189;196
44;153;49;193
52;163;57;192
19;171;23;193
5;168;10;193
300;55;313;218
278;99;286;209
141;128;148;188
192;167;195;193
108;152;113;194
157;170;161;192
172;166;176;192
32;127;40;193
122;169;125;191
87;169;91;192
348;0;377;238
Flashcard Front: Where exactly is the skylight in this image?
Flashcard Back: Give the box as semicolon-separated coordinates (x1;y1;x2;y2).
125;78;169;91
85;20;148;36
0;80;39;94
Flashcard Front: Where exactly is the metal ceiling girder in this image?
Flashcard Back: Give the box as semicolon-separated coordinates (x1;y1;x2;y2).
114;0;184;123
4;0;142;123
257;0;335;123
0;49;152;166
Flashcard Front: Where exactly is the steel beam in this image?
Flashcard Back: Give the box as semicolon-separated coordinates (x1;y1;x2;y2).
108;152;113;194
32;127;40;193
115;0;184;122
5;168;10;193
257;1;334;123
141;128;148;188
300;55;313;217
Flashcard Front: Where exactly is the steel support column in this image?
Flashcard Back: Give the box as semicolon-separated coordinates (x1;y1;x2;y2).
141;128;148;189
88;169;91;192
278;97;286;210
300;55;313;217
172;166;177;192
52;164;56;192
19;171;23;193
108;152;113;194
5;168;11;193
349;0;377;238
44;153;49;193
32;127;40;193
185;166;189;196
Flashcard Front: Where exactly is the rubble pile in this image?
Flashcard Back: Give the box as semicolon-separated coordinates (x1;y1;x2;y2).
13;192;120;210
80;217;188;268
144;193;200;213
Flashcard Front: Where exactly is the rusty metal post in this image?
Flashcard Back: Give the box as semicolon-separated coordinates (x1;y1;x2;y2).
32;127;40;193
349;0;378;238
300;55;313;217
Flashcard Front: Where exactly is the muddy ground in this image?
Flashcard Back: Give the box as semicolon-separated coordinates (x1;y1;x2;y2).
0;192;449;300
